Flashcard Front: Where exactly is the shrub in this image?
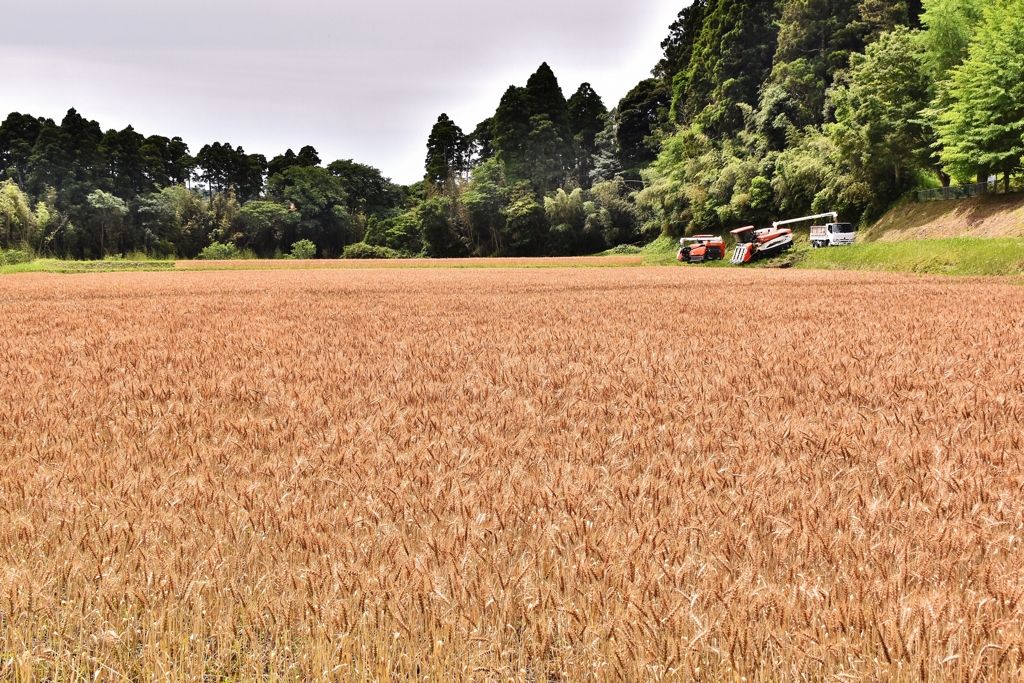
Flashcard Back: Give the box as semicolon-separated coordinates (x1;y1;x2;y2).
289;240;317;260
342;243;403;259
1;249;33;266
198;242;239;260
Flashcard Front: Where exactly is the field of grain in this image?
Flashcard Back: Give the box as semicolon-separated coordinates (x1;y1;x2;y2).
1;267;1023;681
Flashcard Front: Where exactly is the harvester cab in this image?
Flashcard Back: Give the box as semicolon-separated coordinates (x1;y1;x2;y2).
728;225;795;265
677;235;726;263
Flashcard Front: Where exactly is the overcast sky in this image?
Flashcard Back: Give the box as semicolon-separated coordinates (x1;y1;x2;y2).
0;0;681;185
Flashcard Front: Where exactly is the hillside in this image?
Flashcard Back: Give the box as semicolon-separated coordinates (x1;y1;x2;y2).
861;193;1024;242
795;193;1024;276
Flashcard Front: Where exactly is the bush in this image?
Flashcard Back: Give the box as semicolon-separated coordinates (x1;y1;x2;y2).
289;240;317;260
1;249;33;266
342;243;403;259
606;244;642;254
198;242;239;260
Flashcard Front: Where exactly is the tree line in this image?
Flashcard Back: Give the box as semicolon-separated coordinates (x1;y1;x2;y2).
0;110;408;258
4;0;1023;259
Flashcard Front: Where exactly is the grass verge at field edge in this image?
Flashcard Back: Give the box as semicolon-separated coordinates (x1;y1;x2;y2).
794;237;1024;276
0;259;175;275
7;237;1024;277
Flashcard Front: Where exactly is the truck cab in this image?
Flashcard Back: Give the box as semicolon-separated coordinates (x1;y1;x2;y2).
810;222;856;248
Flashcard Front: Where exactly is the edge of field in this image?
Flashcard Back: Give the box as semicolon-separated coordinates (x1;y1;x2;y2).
6;234;1024;279
174;255;645;270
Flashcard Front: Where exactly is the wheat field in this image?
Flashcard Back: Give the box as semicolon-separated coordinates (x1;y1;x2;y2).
1;267;1023;681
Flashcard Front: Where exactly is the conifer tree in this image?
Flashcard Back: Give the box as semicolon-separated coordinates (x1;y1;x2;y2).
567;83;607;187
424;114;469;186
617;79;672;171
489;63;574;191
0;113;50;189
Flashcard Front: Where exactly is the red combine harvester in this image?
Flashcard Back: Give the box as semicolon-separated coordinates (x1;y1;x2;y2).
677;235;726;263
728;225;794;264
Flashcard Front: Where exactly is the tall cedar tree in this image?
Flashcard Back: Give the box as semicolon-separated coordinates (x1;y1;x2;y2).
616;79;672;172
28;109;106;207
656;0;708;130
424;114;469;186
655;0;707;84
0;113;51;189
196;143;267;201
567;84;607;188
489;63;574;192
267;146;321;179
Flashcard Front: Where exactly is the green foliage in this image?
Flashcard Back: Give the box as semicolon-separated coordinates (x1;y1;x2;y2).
545;188;593;255
501;184;547;256
288;239;317;260
0;180;38;250
342;243;403;259
195;142;266;201
617;79;672;171
364;211;422;254
638;127;766;236
589;179;641;245
935;0;1024;186
918;0;986;77
86;189;128;256
0;105;407;261
267;146;320;179
462;159;510;255
680;0;781;137
826;26;932;218
326;159;402;218
1;249;33;266
655;0;707;84
0;113;49;188
767;0;876;130
238;201;295;256
488;63;575;192
267;166;353;257
198;241;239;260
418;197;468;258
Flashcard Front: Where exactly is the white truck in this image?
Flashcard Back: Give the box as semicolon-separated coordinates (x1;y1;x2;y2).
770;212;856;249
809;221;856;248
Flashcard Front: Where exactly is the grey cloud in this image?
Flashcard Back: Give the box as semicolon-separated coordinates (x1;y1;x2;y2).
0;0;680;184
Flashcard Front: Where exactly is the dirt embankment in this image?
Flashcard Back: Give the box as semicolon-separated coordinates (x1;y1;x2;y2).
864;193;1024;242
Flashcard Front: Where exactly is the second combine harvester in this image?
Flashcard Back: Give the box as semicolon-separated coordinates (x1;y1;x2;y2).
728;212;853;264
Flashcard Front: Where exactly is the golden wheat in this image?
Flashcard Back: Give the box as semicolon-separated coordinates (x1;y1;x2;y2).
1;267;1022;681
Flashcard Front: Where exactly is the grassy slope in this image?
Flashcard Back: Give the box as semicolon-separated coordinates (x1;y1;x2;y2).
861;193;1024;242
796;237;1024;276
789;193;1024;276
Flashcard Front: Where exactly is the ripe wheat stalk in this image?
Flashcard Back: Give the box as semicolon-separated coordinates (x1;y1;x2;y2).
0;267;1022;681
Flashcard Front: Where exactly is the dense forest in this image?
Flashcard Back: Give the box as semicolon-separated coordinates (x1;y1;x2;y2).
2;0;1023;260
